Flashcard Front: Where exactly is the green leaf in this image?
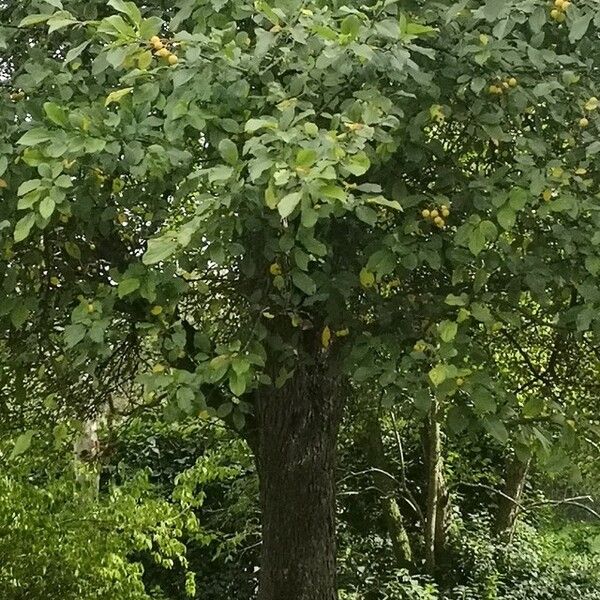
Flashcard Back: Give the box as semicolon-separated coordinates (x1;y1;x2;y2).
429;364;447;386
64;241;81;259
497;206;516;230
47;12;78;33
39;196;56;219
473;389;496;415
43;102;69;127
177;387;195;413
107;0;142;25
277;191;302;218
345;151;371;176
468;227;486;256
295;148;317;168
18;14;50;27
292;270;316;295
445;293;469;306
65;40;91;64
143;236;178;265
17;128;52;146
366;196;402;211
105;87;133;107
320;184;347;201
229;371;247;396
439;320;457;343
569;14;593;43
118;277;141;297
17;179;41;196
471;302;492;323
481;0;505;22
584;256;600;276
245;117;277;133
447;406;469;434
341;14;361;38
484;416;508;444
14;213;36;242
218;139;239;165
64;323;86;348
10;431;34;460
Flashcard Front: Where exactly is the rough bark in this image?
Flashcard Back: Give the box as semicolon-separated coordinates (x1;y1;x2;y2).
254;362;343;600
494;455;531;539
364;413;412;568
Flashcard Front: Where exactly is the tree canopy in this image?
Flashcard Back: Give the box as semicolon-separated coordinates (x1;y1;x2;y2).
2;0;600;598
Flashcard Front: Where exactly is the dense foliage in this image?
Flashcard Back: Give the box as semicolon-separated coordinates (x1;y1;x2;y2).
2;0;600;597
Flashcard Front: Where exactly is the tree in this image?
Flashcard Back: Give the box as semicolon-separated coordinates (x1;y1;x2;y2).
2;0;600;598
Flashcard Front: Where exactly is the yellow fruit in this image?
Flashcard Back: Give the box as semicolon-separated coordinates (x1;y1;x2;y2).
430;209;439;218
269;262;282;276
554;0;564;7
456;377;464;386
502;81;510;89
579;117;590;128
488;85;499;95
321;325;332;349
155;48;170;58
152;363;165;374
168;54;178;65
421;209;431;218
50;276;60;286
0;178;7;189
434;216;445;227
561;0;571;8
542;189;553;202
508;77;518;87
359;268;375;288
441;208;450;218
336;328;350;337
86;303;95;313
150;305;163;316
550;8;560;19
150;35;161;45
555;11;566;22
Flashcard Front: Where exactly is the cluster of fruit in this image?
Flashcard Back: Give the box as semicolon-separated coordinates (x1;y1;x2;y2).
550;0;571;22
149;35;178;65
421;204;450;229
488;77;518;95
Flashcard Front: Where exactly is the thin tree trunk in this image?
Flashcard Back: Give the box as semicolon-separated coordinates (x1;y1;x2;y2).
494;455;531;539
255;363;343;600
422;398;449;574
364;413;412;568
434;465;449;568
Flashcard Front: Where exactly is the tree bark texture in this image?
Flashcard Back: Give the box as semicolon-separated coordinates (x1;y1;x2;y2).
494;455;531;539
255;363;343;600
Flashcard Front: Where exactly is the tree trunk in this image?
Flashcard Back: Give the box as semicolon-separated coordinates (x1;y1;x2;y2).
422;398;449;574
364;413;412;568
494;455;531;539
254;363;343;600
